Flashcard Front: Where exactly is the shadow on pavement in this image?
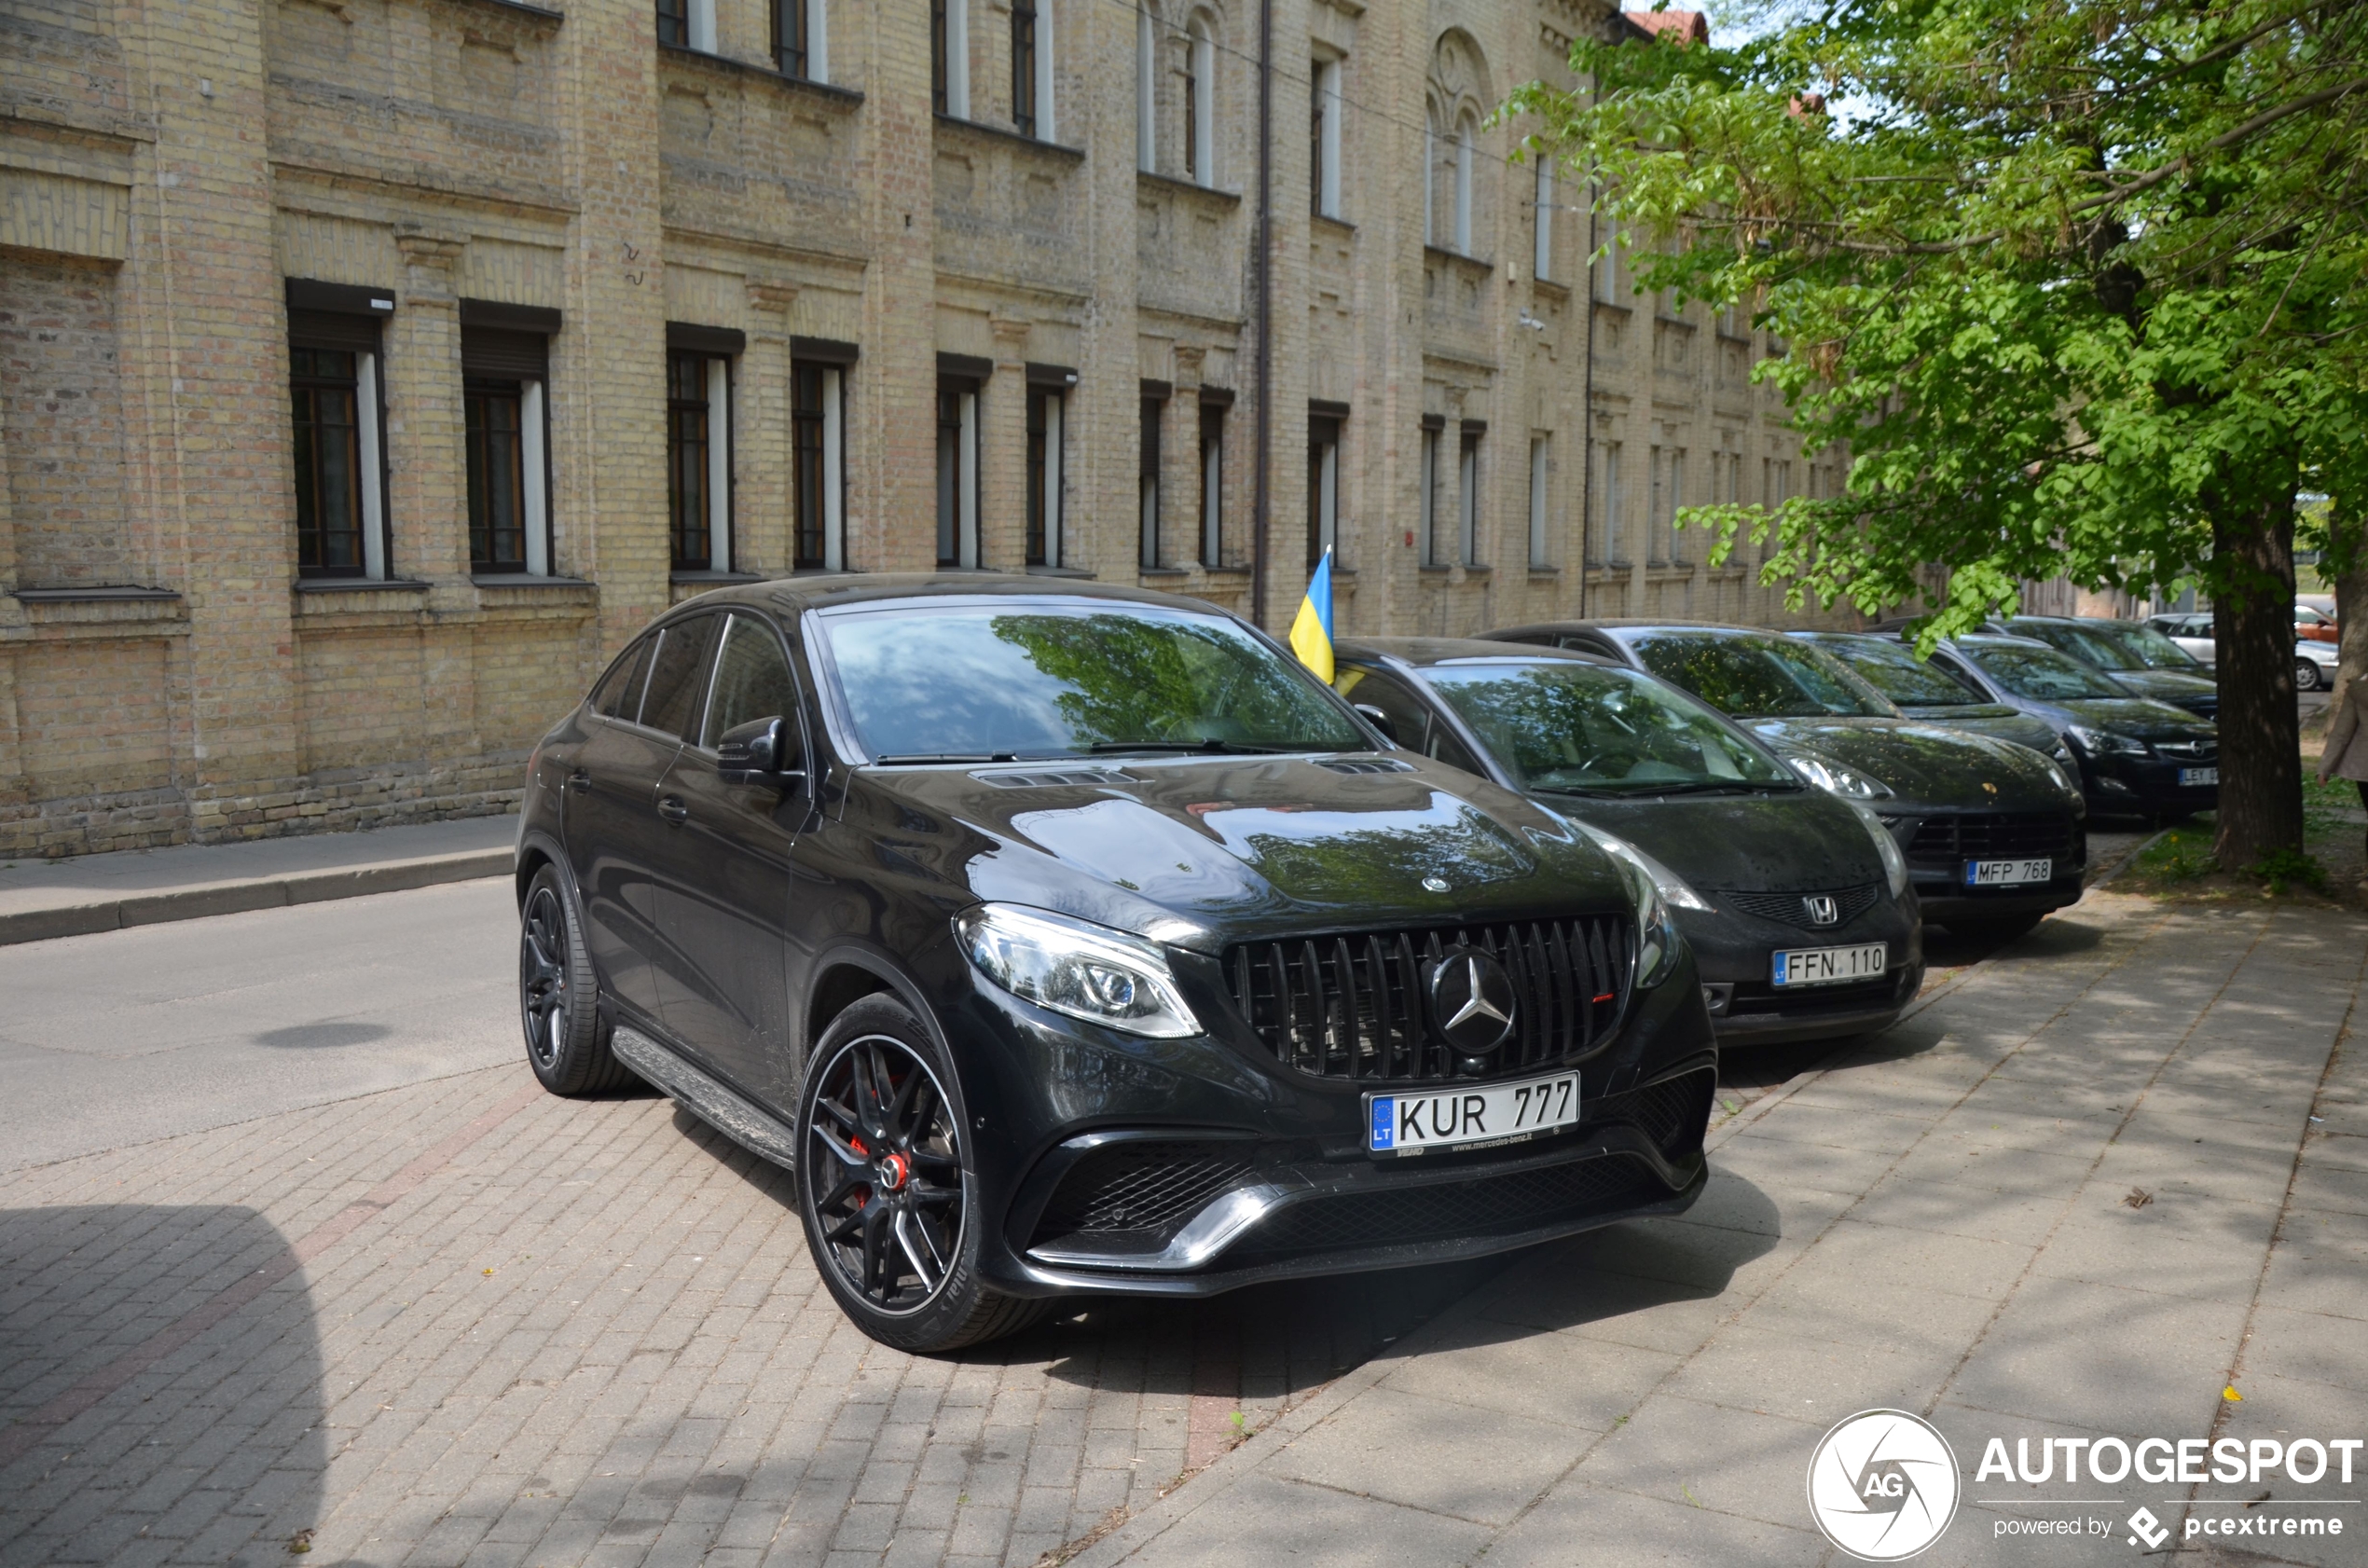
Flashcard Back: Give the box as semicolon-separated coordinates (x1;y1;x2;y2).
0;1204;325;1566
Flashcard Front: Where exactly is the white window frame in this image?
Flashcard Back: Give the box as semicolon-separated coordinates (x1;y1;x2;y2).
521;378;551;577
1453;117;1475;255
1602;440;1624;564
1313;55;1342;219
1136;5;1156;172
687;0;716;52
943;0;971;117
1457;427;1480;565
1534;158;1554;282
1420;423;1441;564
705;358;732;573
1528;435;1549;568
1423;106;1438;246
1035;387;1065;566
1187;20;1215;186
1019;0;1055;141
957;388;979;565
808;0;830;81
354;349;388;580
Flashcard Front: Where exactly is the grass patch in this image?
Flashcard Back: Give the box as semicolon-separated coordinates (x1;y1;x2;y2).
2134;825;2216;884
2251;847;2329;895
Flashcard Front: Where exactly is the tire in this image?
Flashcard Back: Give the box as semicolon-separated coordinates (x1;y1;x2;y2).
2295;658;2322;693
793;995;1046;1354
1944;913;2043;943
517;864;634;1095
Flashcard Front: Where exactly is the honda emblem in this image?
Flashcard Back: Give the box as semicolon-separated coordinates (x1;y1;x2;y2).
1803;895;1839;927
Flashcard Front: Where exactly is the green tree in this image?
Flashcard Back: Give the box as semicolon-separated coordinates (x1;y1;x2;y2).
1508;0;2368;864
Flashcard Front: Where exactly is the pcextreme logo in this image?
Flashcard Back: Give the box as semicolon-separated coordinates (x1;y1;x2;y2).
1807;1410;1962;1561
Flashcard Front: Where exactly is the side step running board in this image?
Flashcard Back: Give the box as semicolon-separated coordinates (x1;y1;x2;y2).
611;1025;800;1175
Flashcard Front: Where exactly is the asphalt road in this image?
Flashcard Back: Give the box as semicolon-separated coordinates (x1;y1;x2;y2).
0;877;519;1172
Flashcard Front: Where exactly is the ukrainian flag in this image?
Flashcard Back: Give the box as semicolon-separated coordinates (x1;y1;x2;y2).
1290;549;1336;683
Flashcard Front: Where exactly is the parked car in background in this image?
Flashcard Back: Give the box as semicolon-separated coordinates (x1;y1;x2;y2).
1789;632;2075;763
516;577;1718;1352
1978;616;2221;720
2297;637;2341;692
2144;612;2217;666
1926;635;2220;822
2295;604;2341;645
1333;639;1923;1046
1484;622;2088;941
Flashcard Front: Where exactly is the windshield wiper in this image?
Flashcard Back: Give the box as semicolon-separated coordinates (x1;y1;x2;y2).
1086;737;1334;756
871;751;1025;764
1654;780;1790;796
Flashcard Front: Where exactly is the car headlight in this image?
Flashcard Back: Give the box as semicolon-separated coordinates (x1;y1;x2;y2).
2039;756;2082;799
1572;825;1687;988
1846;802;1910;898
956;903;1203;1038
2065;724;2146;757
1783;752;1893;800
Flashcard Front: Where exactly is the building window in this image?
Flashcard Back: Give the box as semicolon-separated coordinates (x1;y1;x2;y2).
1666;446;1687;564
1457;424;1481;564
1307;412;1340;566
1183;19;1214;185
1594;217;1620;303
1453;116;1476;256
1528;435;1549;568
932;0;970;117
1534;158;1554;282
777;0;827;78
1647;445;1664;565
461;310;555;576
1139;392;1162;567
793;363;847;571
657;0;715;49
937;377;980;567
1026;383;1065;567
668;351;731;572
1423;104;1438;245
1602;440;1624;564
1420;419;1442;564
1198;399;1224;566
287;319;387;580
1012;0;1053;139
1311;56;1342;218
1136;6;1157;172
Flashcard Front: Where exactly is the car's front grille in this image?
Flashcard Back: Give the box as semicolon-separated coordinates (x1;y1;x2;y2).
1716;885;1881;929
1223;916;1635;1084
1907;811;2078;863
1588;1066;1715;1161
1232;1154;1664;1259
1027;1140;1257;1249
2152;739;2216;762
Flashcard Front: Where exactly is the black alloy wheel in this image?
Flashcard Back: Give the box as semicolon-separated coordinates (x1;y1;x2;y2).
794;997;1044;1352
516;864;633;1095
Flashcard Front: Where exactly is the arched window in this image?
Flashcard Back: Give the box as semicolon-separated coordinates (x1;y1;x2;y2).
1426;32;1492;257
1453;113;1476;254
1423;102;1439;245
1183;18;1215;185
1136;5;1156;172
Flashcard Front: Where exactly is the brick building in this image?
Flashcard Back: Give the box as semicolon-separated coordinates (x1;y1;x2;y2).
0;0;1851;858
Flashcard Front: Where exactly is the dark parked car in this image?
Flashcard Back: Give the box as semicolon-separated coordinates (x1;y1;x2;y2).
1332;639;1922;1046
516;577;1716;1352
1923;635;2221;823
1485;622;2088;939
1991;616;2220;720
1789;632;2074;763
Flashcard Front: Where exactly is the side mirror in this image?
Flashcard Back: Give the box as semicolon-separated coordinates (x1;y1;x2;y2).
717;716;804;788
1353;704;1399;746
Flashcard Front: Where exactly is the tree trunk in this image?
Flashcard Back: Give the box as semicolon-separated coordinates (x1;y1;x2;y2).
2211;488;2304;868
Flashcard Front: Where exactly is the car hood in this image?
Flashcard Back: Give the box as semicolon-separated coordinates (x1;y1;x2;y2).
1530;789;1884;896
2044;696;2218;742
849;753;1633;953
1893;704;2064;755
2108;669;2217;704
1741;717;2071;812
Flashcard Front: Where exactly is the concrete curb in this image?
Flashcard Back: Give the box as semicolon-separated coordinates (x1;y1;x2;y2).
0;849;514;946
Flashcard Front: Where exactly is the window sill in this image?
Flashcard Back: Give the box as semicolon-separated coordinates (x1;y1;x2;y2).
296;577;431;594
670;570;767;585
473;573;594;588
1424;244;1495;269
1136;169;1242;204
1312;213;1356;238
1527;564;1562;576
13;584;182;603
1138;565;1191;578
465;0;563;22
1201;565;1251;577
1532;278;1570;302
1026;563;1095;578
659;43;864;103
936;113;1084;160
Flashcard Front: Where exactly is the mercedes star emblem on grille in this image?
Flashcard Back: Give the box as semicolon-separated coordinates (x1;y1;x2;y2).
1422;875;1451;892
1802;894;1840;927
1427;948;1517;1053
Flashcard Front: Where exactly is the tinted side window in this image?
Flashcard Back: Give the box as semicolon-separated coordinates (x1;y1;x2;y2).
592;637;655;721
641;614;723;740
1336;667;1431;751
703;613;804;762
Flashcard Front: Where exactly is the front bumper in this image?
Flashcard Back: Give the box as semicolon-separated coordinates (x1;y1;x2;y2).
1684;897;1921;1046
2079;754;2218;818
932;936;1719;1301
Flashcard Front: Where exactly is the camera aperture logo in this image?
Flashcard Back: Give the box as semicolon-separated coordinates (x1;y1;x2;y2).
1808;1410;1962;1561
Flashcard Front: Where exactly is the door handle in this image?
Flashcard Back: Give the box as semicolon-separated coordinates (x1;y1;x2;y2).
657;795;690;825
567;769;591;793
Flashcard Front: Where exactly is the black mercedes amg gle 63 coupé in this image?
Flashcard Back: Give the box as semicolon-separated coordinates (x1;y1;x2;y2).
514;577;1717;1351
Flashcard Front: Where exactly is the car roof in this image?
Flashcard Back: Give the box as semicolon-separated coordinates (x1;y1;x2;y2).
1957;633;2064;650
1336;636;1611;668
644;571;1241;626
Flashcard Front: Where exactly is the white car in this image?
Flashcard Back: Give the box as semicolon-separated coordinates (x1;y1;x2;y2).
2144;612;2216;667
2297;637;2340;693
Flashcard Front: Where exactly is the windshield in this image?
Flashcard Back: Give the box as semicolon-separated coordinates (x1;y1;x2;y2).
1962;641;2130;701
1625;633;1899;719
2100;623;2204;669
819;601;1368;761
1424;662;1797;795
2011;621;2144;672
1811;638;1989;707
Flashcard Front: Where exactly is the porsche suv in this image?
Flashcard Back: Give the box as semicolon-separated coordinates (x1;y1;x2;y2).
515;577;1716;1352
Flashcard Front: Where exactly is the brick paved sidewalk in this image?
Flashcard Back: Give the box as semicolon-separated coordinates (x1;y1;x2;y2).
1070;891;2368;1568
